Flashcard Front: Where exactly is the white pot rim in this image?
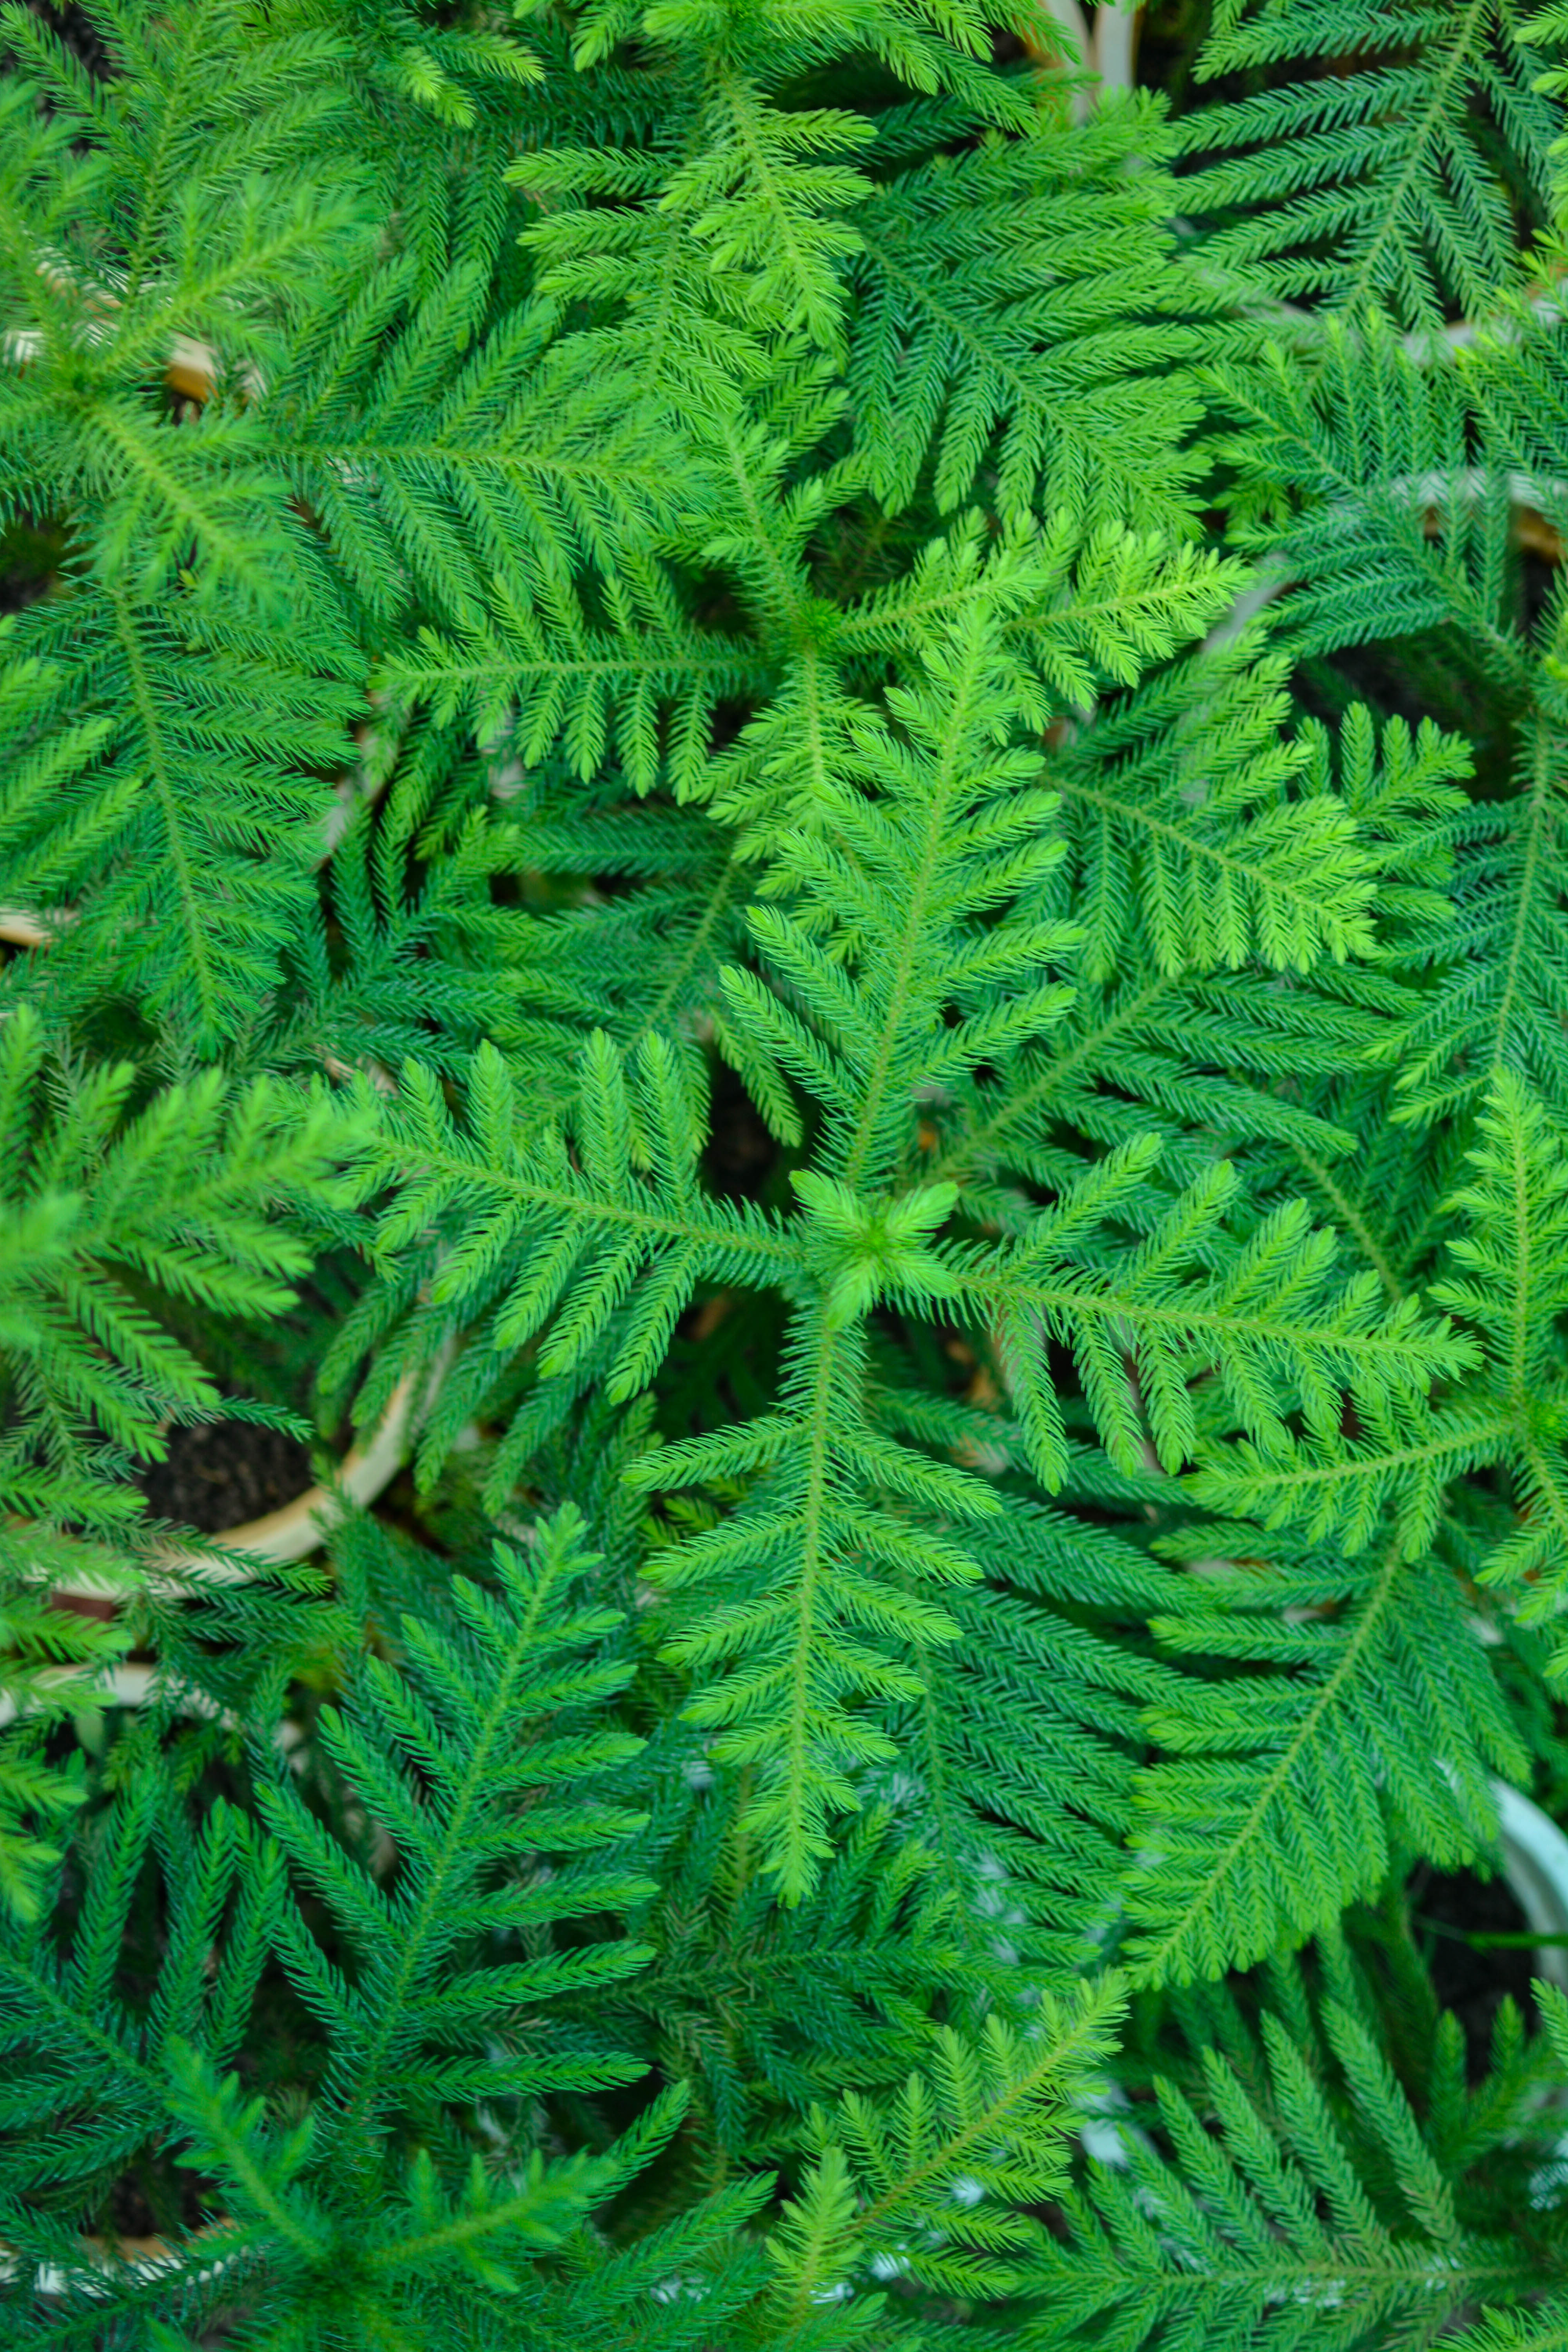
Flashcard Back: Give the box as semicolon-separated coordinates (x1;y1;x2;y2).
51;1345;454;1604
1492;1777;1568;1993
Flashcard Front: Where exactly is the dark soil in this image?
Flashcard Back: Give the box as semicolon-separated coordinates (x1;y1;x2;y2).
1410;1860;1540;2078
138;1419;314;1534
10;2;114;80
703;1060;782;1198
107;2154;216;2244
0;518;61;615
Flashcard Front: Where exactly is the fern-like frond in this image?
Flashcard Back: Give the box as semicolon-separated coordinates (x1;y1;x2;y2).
610;1792;981;2161
0;1776;286;2224
847;93;1206;530
630;1292;1000;1906
1048;638;1396;980
1183;0;1560;327
1027;1973;1556;2345
275;250;688;660
1193;1072;1568;1673
1209;313;1568;1124
0;594;360;1049
760;1985;1125;2334
878;1482;1178;1979
256;1509;654;2143
0;1007;356;1534
1122;1529;1523;1985
956;1145;1472;1486
332;1031;795;1473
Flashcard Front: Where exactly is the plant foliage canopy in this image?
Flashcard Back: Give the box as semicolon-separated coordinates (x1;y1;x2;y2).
4;0;1568;2341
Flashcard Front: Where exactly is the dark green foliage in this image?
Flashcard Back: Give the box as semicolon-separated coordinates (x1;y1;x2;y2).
4;0;1568;2341
1030;1924;1568;2345
1181;0;1560;325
